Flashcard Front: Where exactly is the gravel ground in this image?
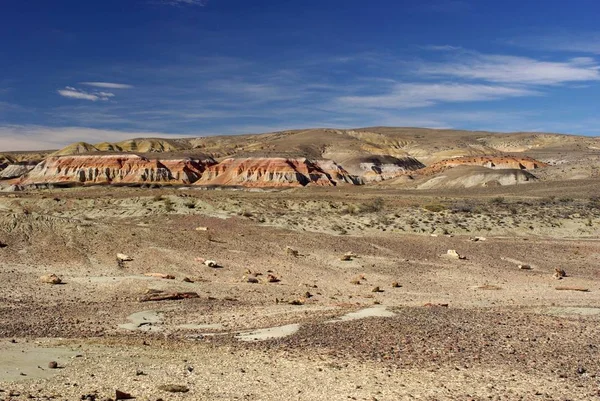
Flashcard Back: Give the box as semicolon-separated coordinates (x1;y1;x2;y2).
1;187;599;400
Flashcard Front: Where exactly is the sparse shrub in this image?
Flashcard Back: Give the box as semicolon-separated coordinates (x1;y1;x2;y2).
423;204;446;213
451;202;474;213
361;197;384;213
163;198;174;212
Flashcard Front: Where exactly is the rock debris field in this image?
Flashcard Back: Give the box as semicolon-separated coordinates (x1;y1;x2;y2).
0;184;599;400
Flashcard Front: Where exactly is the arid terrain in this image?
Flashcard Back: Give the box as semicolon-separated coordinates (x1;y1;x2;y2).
1;127;600;400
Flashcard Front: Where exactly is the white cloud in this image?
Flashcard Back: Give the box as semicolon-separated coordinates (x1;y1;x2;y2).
57;87;115;101
418;53;600;85
0;125;178;151
337;83;538;109
421;45;463;51
80;82;133;89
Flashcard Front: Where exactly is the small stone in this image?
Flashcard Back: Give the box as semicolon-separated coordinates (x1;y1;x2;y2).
446;250;466;260
158;384;189;393
391;281;401;288
246;277;259;284
577;366;586;375
48;361;58;369
195;226;208;231
115;389;133;400
267;274;280;283
371;286;382;293
204;260;219;268
350;279;361;285
304;291;313;298
40;274;62;285
518;264;532;270
286;247;299;257
182;277;193;283
135;369;145;376
554;268;566;279
116;253;133;262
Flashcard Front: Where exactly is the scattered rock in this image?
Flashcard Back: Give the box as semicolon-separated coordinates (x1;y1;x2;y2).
424;303;449;307
158;384;189;393
350;279;361;285
0;241;7;248
304;291;313;298
555;286;589;292
116;253;133;262
195;226;208;231
267;274;280;283
40;274;62;285
135;369;146;376
391;281;401;288
371;286;382;293
144;273;175;280
554;268;566;279
182;277;194;283
476;284;501;290
446;249;466;260
246;277;259;284
469;237;486;242
139;292;200;302
340;252;357;261
115;389;134;400
286;246;299;257
204;260;220;268
518;264;532;270
48;361;58;369
288;299;304;305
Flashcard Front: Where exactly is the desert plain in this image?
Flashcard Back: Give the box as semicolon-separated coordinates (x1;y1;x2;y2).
0;127;599;400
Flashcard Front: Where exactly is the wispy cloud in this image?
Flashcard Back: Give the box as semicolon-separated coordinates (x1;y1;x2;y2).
337;83;538;109
0;125;178;151
57;87;115;102
80;82;133;89
421;45;463;51
418;53;600;85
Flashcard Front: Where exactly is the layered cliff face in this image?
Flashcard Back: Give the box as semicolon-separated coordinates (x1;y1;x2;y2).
0;164;36;179
420;156;547;176
19;155;214;186
195;157;360;187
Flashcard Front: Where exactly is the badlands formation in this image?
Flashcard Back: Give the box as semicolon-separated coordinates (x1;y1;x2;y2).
1;127;600;400
2;126;598;190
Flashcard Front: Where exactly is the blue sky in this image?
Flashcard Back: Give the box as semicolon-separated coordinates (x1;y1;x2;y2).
1;0;600;150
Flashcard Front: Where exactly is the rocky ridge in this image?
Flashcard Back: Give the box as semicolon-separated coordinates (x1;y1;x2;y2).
2;126;582;189
17;154;214;186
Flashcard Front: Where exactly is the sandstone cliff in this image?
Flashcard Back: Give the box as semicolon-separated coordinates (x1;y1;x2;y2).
195;157;360;187
419;156;547;176
19;155;214;186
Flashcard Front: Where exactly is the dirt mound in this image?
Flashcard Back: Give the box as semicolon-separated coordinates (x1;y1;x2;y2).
417;165;537;189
